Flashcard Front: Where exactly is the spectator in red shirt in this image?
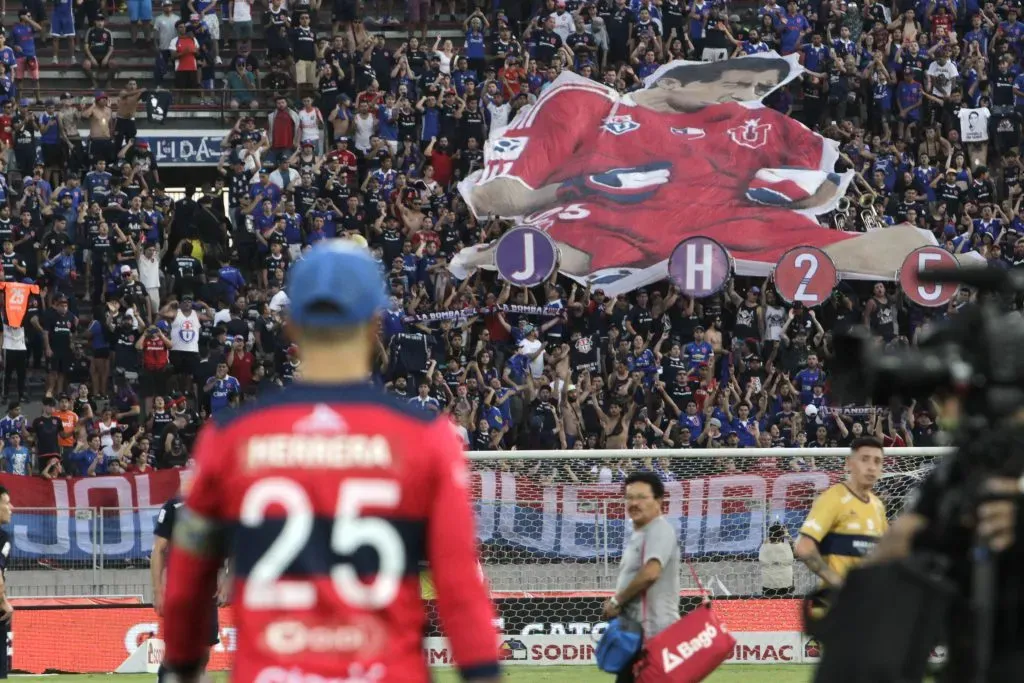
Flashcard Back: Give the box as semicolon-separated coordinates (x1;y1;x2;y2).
226;335;254;389
267;95;300;165
0;101;14;149
168;21;199;92
424;136;454;187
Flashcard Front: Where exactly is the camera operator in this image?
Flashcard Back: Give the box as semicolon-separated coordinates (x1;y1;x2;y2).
856;394;1024;682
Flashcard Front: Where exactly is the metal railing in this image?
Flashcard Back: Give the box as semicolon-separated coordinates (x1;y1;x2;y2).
7;506;160;570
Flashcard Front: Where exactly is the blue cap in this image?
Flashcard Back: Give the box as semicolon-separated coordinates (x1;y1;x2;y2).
286;241;387;328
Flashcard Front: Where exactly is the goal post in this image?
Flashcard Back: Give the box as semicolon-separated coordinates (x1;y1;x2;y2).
422;447;950;667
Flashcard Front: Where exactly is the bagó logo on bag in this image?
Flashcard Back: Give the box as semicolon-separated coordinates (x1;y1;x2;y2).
661;623;720;672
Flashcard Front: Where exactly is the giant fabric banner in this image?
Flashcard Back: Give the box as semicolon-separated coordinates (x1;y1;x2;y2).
0;471;182;562
452;53;946;296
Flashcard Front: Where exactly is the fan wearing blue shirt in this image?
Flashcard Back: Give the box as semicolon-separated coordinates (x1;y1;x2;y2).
683;326;713;370
84;160;113;201
204;361;241;414
1013;71;1024;106
802;34;829;74
793;354;825;403
737;28;771;55
913;155;938;202
895;69;923;138
973;205;1003;243
10;11;39;62
999;8;1024;49
218;258;246;301
731;403;759;447
0;406;26;443
964;16;990;55
871;73;894;136
831;27;855;58
680;400;705;442
626;335;658;386
688;0;711;44
69;436;106;476
381;297;405;340
776;0;810;55
2;433;29;475
0;36;15;72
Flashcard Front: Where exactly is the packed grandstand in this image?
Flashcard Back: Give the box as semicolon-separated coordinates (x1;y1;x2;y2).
0;0;1003;672
0;0;978;467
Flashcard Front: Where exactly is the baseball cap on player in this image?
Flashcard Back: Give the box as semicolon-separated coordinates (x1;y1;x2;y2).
286;241;388;328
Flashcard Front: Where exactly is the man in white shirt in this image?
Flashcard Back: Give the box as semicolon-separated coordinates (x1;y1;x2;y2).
486;92;511;138
268;157;299;190
268;288;290;313
518;324;545;378
926;50;959;99
229;0;253;48
552;0;575;42
137;242;163;314
154;1;180;52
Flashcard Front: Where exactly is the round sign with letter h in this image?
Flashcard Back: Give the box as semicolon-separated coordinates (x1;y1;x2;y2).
667;237;732;298
899;246;959;307
494;227;559;287
773;246;838;306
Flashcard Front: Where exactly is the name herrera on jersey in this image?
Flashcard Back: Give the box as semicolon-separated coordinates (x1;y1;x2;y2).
245;435;393;470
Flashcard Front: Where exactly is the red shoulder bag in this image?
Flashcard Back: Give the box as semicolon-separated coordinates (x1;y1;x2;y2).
633;561;736;683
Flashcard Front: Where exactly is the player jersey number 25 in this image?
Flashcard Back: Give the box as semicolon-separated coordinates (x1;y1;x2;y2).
241;477;404;610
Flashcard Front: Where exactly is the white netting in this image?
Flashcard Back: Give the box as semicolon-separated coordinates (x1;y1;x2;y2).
423;447;947;640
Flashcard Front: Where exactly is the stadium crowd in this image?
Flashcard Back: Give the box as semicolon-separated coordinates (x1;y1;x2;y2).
0;0;1005;480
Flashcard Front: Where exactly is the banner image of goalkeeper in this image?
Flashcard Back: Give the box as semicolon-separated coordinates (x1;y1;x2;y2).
453;52;941;296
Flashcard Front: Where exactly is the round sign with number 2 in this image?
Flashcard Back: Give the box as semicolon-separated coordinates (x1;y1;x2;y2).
773;246;838;306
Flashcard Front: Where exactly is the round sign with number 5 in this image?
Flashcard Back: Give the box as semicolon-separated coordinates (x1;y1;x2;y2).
773;246;838;306
899;246;959;307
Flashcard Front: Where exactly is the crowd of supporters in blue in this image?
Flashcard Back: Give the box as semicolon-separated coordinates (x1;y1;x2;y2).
0;0;1011;478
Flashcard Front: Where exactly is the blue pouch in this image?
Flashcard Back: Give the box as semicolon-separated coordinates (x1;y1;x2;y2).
595;617;642;673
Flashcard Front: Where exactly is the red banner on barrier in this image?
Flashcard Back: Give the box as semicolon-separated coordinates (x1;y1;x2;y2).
0;470;183;509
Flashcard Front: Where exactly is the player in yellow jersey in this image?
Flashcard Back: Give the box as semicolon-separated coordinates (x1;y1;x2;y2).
795;436;888;588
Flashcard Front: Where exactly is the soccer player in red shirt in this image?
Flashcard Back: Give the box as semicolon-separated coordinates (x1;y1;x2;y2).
160;241;501;683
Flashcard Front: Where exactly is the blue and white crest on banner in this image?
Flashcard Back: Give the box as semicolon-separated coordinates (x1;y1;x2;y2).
602;115;640;135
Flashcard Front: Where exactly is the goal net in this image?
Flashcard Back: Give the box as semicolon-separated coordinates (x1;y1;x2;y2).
422;447;943;666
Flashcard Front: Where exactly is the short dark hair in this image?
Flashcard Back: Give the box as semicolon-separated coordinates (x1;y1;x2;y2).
624;471;665;499
656;56;790;89
0;486;10;499
850;436;884;453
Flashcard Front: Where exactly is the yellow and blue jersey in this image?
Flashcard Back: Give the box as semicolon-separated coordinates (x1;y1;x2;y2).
799;483;888;581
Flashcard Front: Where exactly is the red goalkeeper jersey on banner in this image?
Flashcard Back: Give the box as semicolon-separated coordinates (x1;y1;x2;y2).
467;79;853;274
161;384;499;683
